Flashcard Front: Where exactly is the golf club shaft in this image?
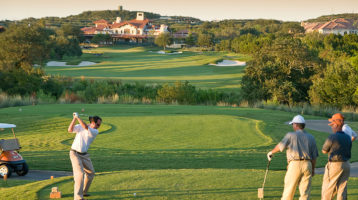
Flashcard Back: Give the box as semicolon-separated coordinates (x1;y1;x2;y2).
262;160;271;189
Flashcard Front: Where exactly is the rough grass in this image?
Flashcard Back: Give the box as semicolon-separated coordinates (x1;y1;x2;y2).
45;46;250;92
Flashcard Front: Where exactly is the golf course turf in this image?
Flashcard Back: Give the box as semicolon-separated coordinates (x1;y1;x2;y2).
1;104;358;199
44;46;250;92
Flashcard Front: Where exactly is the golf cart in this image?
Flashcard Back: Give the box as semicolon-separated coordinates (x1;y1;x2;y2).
0;123;28;178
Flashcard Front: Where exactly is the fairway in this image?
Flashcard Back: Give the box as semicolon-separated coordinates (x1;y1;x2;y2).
44;46;250;92
1;104;358;199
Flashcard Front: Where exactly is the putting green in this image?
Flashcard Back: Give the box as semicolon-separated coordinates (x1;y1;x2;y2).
93;115;271;150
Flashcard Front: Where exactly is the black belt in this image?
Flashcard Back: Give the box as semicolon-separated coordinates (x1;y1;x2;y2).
329;160;347;162
71;149;87;155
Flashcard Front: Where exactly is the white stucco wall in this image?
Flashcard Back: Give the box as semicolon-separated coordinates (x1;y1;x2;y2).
113;24;143;35
319;29;358;35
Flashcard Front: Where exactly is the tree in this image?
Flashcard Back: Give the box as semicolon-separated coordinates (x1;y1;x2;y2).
52;25;83;59
0;23;53;72
197;33;213;48
241;37;322;105
154;32;172;50
185;33;196;46
309;59;358;108
91;34;112;45
0;23;83;96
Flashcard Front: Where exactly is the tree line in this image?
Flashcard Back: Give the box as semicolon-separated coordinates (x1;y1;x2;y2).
241;33;358;109
1;19;358;110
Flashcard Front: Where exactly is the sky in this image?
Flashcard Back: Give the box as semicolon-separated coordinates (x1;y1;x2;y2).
1;0;358;22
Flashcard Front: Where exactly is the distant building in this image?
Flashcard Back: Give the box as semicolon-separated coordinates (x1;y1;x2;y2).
81;12;169;44
173;30;189;38
301;18;358;35
159;16;172;20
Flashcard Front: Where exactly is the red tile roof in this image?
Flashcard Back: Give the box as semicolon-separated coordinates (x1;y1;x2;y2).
303;22;324;31
111;19;149;29
95;24;109;30
81;27;96;34
302;18;357;32
319;18;355;30
93;19;109;24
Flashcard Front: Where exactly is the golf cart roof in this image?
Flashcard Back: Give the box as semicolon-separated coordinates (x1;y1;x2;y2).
0;123;16;129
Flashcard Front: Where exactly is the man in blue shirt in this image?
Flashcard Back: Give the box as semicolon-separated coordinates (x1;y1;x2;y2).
322;113;352;200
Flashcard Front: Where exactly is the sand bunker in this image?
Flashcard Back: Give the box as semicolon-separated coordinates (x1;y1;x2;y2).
157;51;183;55
47;61;97;67
210;60;246;67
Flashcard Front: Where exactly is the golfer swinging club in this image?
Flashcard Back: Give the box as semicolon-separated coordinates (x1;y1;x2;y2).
68;112;102;200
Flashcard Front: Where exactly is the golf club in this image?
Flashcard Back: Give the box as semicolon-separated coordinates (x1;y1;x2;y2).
258;160;271;199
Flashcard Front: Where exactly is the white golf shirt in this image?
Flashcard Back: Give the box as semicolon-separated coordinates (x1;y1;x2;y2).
343;124;357;141
71;124;99;153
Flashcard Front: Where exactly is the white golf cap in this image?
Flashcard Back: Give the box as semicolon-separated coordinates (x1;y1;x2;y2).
289;115;305;124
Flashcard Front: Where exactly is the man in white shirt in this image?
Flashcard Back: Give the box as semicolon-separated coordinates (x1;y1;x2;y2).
343;124;357;141
68;113;102;200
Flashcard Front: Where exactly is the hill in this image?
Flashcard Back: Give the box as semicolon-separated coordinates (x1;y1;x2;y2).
0;9;201;28
305;13;358;23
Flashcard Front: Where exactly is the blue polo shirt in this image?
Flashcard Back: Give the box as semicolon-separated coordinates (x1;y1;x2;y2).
322;131;352;162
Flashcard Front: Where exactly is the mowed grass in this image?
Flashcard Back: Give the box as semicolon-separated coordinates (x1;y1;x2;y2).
44;46;250;91
1;104;358;199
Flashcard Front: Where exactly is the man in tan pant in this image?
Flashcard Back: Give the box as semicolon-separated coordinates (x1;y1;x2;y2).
322;113;351;200
267;115;318;200
68;113;102;200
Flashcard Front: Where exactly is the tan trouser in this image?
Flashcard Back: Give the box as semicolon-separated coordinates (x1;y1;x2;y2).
281;160;313;200
321;161;350;200
70;150;95;200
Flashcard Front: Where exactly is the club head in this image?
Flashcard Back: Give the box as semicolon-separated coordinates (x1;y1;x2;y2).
258;188;264;199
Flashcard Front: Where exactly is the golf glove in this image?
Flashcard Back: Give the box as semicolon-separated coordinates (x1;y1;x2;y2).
73;112;79;118
267;151;273;161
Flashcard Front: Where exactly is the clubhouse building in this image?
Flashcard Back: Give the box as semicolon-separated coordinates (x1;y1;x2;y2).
81;12;169;44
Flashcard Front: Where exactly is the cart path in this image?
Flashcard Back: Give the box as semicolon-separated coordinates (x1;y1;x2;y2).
299;120;358;177
11;170;72;181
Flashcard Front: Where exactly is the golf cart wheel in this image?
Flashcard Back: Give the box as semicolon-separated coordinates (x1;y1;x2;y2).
16;162;29;176
0;164;12;178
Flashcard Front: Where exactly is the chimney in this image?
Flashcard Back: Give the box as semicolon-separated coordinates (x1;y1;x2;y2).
160;24;168;32
136;12;144;21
